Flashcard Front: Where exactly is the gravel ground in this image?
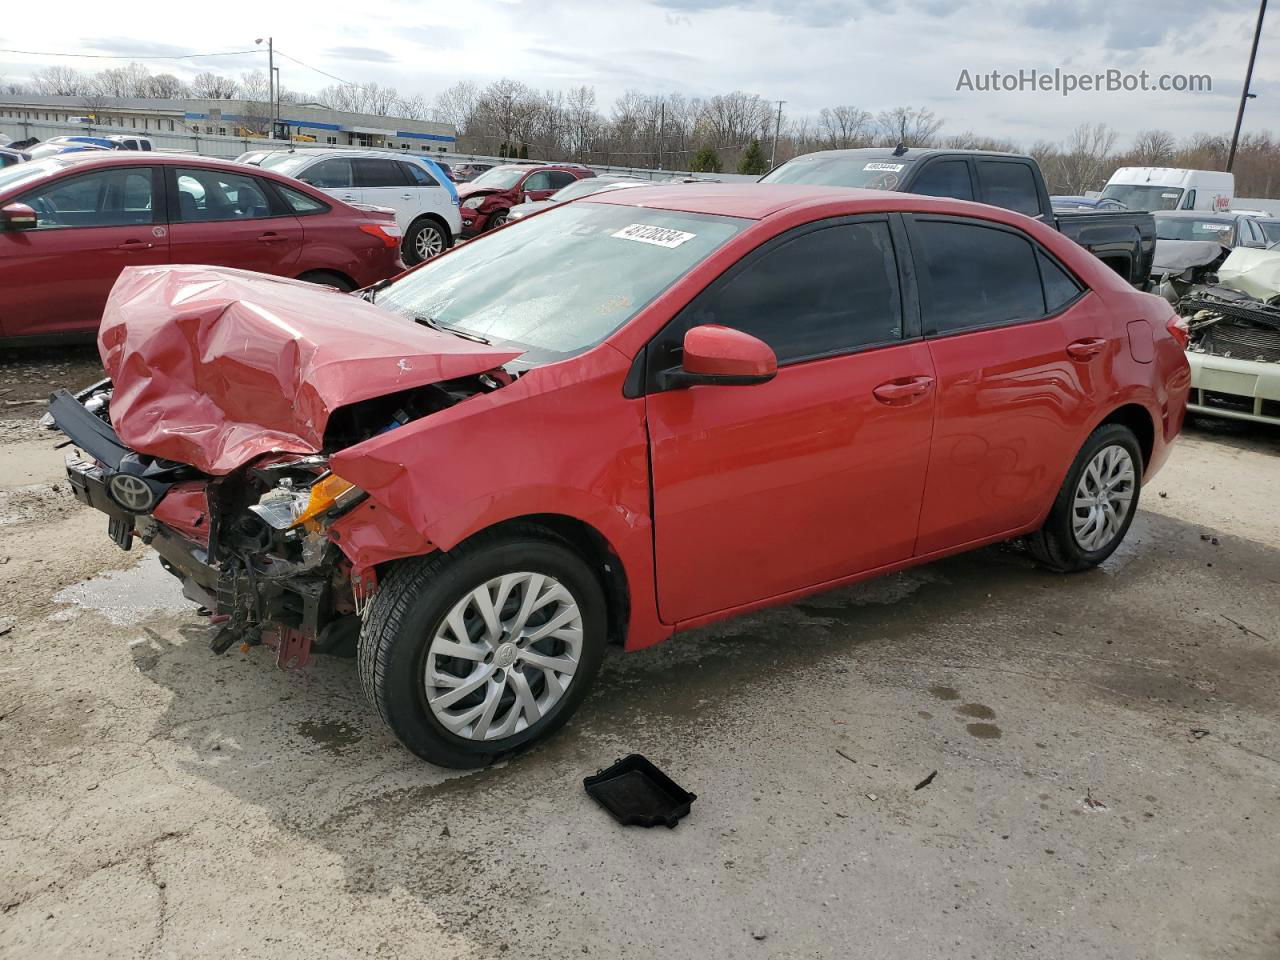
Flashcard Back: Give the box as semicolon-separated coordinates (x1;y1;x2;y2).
0;354;1277;959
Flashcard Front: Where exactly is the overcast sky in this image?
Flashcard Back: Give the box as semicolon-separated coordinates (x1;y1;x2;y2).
2;0;1275;147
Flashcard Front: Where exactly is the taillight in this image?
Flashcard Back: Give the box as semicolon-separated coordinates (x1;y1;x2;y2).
359;223;402;249
1166;312;1189;349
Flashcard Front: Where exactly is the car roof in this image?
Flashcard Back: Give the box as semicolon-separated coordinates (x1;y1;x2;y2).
585;182;959;220
780;146;1037;163
1154;210;1237;220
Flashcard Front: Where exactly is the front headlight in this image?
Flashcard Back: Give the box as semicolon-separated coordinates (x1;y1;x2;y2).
249;473;363;531
461;196;486;210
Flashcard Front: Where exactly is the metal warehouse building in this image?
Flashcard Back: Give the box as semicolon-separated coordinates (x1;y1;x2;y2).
0;94;457;153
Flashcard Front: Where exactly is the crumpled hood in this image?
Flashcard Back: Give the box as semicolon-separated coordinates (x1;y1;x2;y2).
1218;246;1280;300
456;184;503;201
99;265;520;475
1152;239;1226;274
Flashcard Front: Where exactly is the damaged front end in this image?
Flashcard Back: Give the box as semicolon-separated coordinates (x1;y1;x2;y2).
51;264;522;667
1169;248;1280;425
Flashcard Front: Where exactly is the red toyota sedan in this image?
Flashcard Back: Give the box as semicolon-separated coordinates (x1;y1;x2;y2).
0;152;404;342
50;184;1190;768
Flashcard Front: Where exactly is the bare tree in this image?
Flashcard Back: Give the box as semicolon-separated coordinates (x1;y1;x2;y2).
190;72;238;99
433;81;479;135
93;63;153;98
29;66;91;96
1054;122;1119;194
875;106;943;147
1127;129;1176;166
817;106;872;148
145;73;189;99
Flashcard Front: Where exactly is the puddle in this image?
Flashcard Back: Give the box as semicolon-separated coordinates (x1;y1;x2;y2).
52;557;192;625
965;722;1002;739
296;719;364;756
956;703;996;720
928;685;960;701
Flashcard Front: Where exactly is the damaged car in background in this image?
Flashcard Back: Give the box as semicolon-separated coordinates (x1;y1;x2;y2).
51;185;1189;768
1161;244;1280;426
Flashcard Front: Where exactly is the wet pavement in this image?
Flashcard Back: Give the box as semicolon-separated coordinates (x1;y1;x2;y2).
1;394;1278;959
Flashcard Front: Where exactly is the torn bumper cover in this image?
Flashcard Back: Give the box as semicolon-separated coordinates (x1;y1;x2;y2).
52;264;519;666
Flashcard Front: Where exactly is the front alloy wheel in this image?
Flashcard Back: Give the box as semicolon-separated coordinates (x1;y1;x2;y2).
425;572;583;741
358;529;607;767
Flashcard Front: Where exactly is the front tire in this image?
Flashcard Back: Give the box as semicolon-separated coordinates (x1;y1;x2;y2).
358;530;607;768
1028;423;1142;572
487;209;510;230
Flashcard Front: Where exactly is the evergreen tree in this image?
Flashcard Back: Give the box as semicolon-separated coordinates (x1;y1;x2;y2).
498;142;507;158
690;145;723;174
519;143;529;159
737;139;768;176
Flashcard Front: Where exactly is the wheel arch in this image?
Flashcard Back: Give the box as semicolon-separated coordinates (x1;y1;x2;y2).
408;211;454;245
296;268;357;291
1098;402;1155;471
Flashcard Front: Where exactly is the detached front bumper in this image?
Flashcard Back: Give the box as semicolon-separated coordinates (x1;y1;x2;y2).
1187;351;1280;425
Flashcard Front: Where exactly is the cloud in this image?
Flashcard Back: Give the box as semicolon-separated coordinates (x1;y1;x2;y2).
326;46;397;63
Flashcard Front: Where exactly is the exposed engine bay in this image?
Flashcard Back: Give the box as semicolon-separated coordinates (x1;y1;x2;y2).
51;370;508;668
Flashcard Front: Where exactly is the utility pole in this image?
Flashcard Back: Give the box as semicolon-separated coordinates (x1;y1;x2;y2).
657;101;665;171
770;99;786;168
1228;0;1267;172
256;37;275;136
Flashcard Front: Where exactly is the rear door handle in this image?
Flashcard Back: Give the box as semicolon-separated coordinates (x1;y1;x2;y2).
117;239;153;251
257;232;286;243
1067;337;1107;360
339;193;358;201
873;376;934;404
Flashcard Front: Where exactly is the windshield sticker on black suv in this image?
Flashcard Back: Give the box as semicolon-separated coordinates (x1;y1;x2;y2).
863;162;905;172
612;224;696;248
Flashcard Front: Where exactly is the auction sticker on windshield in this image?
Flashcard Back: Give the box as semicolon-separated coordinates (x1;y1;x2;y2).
612;223;696;248
864;162;905;172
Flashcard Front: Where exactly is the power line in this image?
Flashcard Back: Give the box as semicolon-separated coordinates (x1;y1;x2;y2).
0;47;263;61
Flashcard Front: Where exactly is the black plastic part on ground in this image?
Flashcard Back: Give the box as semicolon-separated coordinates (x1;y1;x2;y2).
583;754;697;829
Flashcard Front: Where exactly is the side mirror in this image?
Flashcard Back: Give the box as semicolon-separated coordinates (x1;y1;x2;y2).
663;324;777;389
1;203;37;231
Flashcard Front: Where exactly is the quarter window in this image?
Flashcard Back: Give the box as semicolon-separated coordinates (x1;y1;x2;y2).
681;220;903;364
975;161;1041;217
276;184;329;215
1038;249;1083;312
914;219;1046;334
401;162;439;187
20;168;154;229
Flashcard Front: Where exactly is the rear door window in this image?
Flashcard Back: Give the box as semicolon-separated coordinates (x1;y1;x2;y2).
173;168;275;222
19;167;155;229
910;160;973;201
975;160;1042;217
912;218;1047;334
546;170;577;190
353;158;408;188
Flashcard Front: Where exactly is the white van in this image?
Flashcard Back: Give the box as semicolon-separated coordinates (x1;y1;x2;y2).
254;149;461;265
1101;167;1234;213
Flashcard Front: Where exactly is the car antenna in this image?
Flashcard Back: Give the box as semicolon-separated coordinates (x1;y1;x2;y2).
892;141;908;157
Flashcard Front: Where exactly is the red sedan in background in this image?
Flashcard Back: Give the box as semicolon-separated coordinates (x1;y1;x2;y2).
51;185;1189;767
457;163;595;235
0;152;404;343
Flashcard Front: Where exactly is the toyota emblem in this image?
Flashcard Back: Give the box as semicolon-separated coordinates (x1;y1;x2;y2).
108;474;155;513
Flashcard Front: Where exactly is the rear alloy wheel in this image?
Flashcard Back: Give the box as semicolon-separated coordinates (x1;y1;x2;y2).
1028;423;1143;572
358;530;606;768
403;219;446;266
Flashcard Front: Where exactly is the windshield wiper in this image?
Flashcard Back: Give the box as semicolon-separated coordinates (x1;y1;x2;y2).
414;315;491;345
359;277;396;303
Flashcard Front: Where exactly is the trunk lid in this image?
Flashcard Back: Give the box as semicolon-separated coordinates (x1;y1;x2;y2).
99;264;520;475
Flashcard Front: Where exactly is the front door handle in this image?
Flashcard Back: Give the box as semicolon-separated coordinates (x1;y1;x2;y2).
117;239;153;251
873;376;934;404
401;193;414;200
257;232;286;243
1067;337;1107;361
339;193;358;201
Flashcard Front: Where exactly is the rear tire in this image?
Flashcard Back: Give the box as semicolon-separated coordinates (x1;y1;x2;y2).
403;219;447;266
1028;423;1142;572
358;528;607;768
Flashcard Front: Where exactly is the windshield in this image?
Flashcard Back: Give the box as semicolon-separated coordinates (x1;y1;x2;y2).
468;167;526;190
760;154;915;190
0;156;69;193
374;201;745;363
1101;184;1183;211
1155;216;1235;244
